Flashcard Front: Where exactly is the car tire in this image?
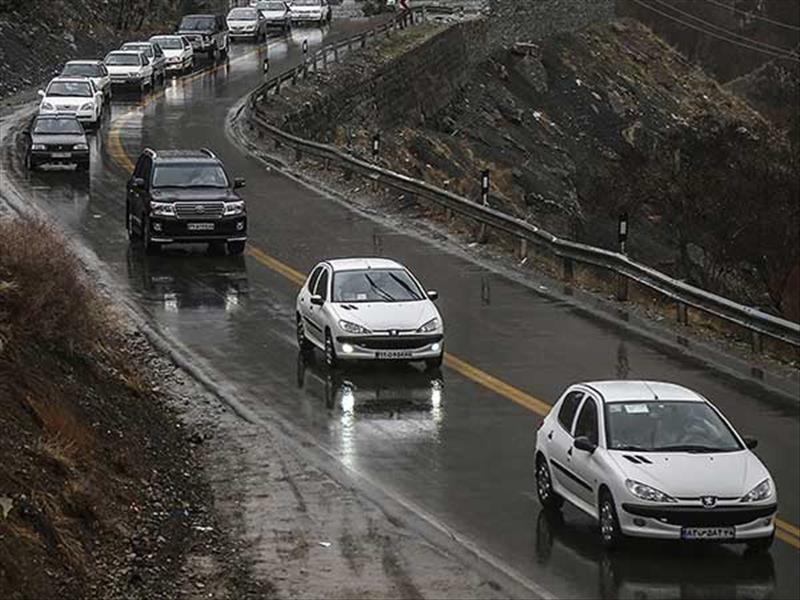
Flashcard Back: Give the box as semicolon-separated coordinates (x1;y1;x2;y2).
25;153;36;171
599;489;625;551
126;205;140;241
76;160;90;173
745;532;775;553
142;215;160;255
535;455;564;511
297;314;312;355
325;329;338;370
227;240;246;255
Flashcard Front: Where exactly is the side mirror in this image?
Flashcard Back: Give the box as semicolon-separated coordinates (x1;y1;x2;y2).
37;90;45;98
310;294;324;307
574;436;597;453
427;290;439;301
743;436;758;450
234;177;246;189
131;177;145;189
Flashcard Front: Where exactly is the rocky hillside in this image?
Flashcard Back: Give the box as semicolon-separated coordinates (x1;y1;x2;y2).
0;0;226;99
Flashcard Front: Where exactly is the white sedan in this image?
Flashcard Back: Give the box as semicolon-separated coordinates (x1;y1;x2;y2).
296;258;444;369
38;77;103;128
534;381;776;551
150;35;195;74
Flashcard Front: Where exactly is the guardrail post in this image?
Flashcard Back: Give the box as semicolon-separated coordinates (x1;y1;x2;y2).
322;50;328;69
477;170;490;243
292;70;298;85
751;331;764;354
519;238;528;261
275;77;282;95
616;275;629;302
562;256;574;283
677;302;689;326
334;47;339;63
348;40;353;53
361;34;367;49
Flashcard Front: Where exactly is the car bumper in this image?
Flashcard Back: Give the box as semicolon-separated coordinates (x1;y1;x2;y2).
165;62;185;71
30;150;89;165
230;30;258;38
619;502;777;541
40;107;96;122
110;76;146;86
334;334;444;361
148;215;247;244
293;13;324;22
265;19;288;27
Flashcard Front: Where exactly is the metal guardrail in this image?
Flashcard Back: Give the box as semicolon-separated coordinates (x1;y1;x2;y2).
244;7;800;350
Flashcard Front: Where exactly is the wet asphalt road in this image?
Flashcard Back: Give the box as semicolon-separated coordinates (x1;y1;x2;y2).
3;20;800;599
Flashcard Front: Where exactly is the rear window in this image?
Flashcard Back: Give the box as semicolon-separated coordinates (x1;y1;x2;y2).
62;64;101;77
180;15;216;30
152;163;229;189
122;43;154;58
151;36;183;49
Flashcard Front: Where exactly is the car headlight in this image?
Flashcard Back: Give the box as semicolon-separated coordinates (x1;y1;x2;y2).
31;143;46;150
130;71;142;78
41;102;55;111
625;479;676;503
150;202;175;216
79;103;94;111
417;318;439;333
73;143;89;151
223;201;245;216
339;320;371;335
741;479;772;503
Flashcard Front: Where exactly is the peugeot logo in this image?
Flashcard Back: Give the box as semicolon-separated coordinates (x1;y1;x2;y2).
390;330;398;336
701;496;717;508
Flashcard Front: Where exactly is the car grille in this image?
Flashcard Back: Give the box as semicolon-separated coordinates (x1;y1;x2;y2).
339;335;442;351
45;143;75;152
174;202;225;219
622;503;777;527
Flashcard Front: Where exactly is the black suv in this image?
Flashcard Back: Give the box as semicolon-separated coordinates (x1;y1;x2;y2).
176;14;230;59
126;148;247;254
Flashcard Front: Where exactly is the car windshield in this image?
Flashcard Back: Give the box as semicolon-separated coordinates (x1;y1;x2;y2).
33;118;84;135
105;53;140;66
294;0;320;5
62;64;101;77
261;2;285;9
152;37;183;49
46;81;92;97
180;16;215;30
332;269;424;303
152;163;229;188
605;401;743;453
229;8;257;19
122;44;153;57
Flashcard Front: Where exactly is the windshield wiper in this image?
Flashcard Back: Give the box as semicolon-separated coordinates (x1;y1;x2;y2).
652;444;730;454
364;274;395;302
613;444;652;451
388;273;422;301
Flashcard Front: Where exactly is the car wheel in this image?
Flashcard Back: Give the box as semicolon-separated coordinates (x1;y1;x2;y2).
325;330;338;369
76;160;90;173
227;240;246;255
535;456;564;511
25;153;35;171
142;215;160;254
297;314;312;354
745;532;775;553
599;489;625;551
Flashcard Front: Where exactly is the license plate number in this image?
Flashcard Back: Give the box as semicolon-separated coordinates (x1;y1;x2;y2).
187;222;214;231
376;351;413;359
681;527;735;540
51;152;71;158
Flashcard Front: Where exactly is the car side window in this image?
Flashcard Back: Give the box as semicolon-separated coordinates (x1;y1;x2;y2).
140;157;152;186
133;155;147;180
574;397;599;446
315;269;329;301
557;391;584;433
307;266;323;293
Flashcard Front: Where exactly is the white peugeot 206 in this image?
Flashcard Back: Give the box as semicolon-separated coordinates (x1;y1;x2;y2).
534;381;777;551
296;258;444;370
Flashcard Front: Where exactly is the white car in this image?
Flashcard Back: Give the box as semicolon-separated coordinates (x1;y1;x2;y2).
104;51;153;93
38;77;103;128
290;0;331;26
534;381;777;551
253;0;292;31
150;35;195;74
60;60;112;102
296;258;444;369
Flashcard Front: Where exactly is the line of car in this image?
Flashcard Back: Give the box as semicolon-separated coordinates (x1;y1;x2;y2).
21;0;782;558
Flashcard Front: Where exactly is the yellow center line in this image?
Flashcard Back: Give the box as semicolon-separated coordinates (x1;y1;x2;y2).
106;42;800;553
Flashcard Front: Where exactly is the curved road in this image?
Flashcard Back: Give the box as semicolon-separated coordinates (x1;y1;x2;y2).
2;21;799;599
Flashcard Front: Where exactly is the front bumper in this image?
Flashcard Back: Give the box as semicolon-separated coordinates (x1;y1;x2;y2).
110;75;145;87
148;215;247;244
334;334;444;361
619;502;777;541
40;107;96;123
292;12;324;22
30;149;89;165
230;29;259;38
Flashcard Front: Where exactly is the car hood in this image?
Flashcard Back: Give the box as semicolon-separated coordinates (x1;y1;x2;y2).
150;188;239;202
31;133;87;145
331;301;438;332
228;19;257;26
610;450;770;498
106;65;143;74
41;97;92;107
261;10;287;18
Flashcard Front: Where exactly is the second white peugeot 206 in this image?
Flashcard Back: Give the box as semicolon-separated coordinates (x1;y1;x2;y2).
296;258;444;369
534;381;777;551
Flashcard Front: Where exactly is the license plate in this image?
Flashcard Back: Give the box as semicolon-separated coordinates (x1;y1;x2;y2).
681;527;735;540
51;152;71;158
376;351;413;359
187;222;214;231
